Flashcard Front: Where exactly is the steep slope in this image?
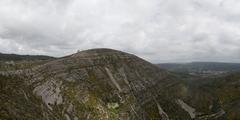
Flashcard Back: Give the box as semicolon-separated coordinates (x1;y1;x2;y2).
0;48;228;120
200;73;240;119
0;49;187;120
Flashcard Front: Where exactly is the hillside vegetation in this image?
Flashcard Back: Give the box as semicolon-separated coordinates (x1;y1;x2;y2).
0;49;239;120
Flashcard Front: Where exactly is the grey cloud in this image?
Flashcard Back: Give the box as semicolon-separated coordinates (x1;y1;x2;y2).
0;0;240;63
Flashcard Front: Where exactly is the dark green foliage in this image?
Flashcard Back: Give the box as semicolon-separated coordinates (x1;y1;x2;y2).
0;75;50;120
158;62;240;76
1;49;240;120
0;52;55;61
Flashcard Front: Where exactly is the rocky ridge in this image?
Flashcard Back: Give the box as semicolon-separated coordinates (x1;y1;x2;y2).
0;48;228;120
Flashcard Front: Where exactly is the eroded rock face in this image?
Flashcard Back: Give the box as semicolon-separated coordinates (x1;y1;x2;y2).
25;48;180;120
0;49;227;120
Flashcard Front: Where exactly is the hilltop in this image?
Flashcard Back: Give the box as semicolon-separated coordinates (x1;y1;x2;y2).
1;49;239;120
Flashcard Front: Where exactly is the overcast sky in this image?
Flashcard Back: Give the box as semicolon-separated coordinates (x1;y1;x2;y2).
0;0;240;63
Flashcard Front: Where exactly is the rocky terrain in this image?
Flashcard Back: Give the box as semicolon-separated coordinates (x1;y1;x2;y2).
0;49;239;120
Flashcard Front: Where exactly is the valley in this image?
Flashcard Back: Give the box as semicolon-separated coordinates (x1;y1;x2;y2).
0;49;239;120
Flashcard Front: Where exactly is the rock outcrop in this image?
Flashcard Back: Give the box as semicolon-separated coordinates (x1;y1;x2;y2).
0;48;228;120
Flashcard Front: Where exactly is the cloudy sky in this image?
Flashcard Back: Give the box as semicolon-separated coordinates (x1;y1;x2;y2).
0;0;240;63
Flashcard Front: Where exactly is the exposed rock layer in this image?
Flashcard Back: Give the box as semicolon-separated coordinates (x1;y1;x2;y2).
0;48;230;120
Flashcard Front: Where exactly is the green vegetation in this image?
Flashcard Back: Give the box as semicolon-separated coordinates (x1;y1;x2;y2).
0;75;50;119
0;52;55;61
158;62;240;77
1;49;240;120
0;60;50;71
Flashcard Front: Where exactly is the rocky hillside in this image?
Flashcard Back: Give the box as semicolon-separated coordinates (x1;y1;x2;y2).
199;73;240;119
0;48;236;120
0;53;55;71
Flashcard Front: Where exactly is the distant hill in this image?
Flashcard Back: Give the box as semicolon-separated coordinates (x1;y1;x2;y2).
1;49;239;120
0;53;56;61
157;62;240;76
0;48;220;120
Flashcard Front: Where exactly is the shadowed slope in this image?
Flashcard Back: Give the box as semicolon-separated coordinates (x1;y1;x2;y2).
1;48;229;120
